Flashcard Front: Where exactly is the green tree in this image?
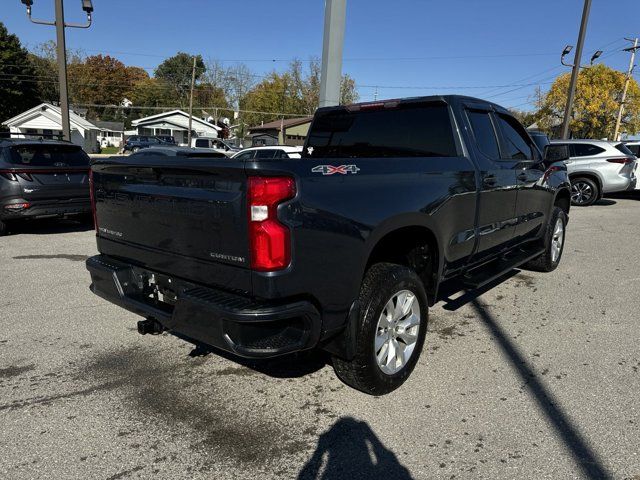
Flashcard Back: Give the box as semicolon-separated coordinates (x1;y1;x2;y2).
154;52;206;108
0;22;40;120
538;64;640;139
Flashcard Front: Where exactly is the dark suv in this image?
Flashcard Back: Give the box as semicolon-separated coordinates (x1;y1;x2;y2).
0;139;91;236
122;135;164;153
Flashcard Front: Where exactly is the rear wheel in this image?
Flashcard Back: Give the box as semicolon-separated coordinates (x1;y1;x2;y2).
332;263;428;395
131;146;140;153
571;177;599;206
523;206;567;272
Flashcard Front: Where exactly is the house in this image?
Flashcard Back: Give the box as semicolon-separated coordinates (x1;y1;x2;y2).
131;110;221;144
94;120;124;148
2;103;100;152
248;117;313;147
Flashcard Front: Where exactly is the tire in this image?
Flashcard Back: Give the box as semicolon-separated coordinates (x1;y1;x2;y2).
0;219;6;237
131;146;140;153
523;206;567;272
332;262;428;395
571;177;599;206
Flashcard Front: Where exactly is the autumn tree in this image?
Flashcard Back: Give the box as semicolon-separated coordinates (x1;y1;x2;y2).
0;22;40;120
537;64;640;139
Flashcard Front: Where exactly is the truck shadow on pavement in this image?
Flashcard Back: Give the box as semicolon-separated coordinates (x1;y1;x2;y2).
298;417;412;480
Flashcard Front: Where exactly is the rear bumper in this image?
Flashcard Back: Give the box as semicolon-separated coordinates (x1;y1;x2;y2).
1;197;90;220
86;254;322;358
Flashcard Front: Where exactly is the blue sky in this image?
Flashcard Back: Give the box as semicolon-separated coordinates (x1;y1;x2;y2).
3;0;639;111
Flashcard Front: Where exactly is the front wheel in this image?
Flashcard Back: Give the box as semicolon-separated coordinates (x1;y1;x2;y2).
523;206;567;272
571;177;599;206
332;263;428;395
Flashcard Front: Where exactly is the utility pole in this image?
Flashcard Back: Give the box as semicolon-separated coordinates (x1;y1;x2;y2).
187;56;196;146
19;0;93;143
561;0;592;139
319;0;347;108
613;38;639;141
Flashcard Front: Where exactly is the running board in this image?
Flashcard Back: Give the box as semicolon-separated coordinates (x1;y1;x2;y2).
462;248;545;289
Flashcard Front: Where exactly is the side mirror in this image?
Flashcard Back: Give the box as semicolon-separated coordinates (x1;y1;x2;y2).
544;144;569;163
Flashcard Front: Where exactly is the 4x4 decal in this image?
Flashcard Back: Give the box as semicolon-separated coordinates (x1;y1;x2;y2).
312;165;360;175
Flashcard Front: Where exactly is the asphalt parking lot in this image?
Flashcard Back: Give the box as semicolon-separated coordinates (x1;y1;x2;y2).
1;195;639;480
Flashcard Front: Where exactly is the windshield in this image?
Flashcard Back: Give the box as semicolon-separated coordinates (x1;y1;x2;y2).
6;144;89;167
614;143;634;156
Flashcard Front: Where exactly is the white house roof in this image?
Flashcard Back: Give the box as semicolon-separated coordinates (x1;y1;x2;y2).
2;103;97;132
132;110;221;132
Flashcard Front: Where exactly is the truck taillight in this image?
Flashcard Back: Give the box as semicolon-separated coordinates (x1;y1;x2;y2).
247;176;296;271
88;169;97;231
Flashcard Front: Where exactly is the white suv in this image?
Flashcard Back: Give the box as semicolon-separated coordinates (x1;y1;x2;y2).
550;139;637;205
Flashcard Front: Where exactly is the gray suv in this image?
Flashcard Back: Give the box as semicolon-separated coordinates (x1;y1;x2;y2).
0;139;91;235
550;139;637;206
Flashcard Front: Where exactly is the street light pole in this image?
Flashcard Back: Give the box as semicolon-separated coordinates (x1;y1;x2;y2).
613;38;639;141
319;0;347;108
560;0;592;139
20;0;93;143
54;0;71;142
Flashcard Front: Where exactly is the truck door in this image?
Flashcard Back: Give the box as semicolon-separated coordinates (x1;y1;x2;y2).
493;113;547;243
464;107;518;260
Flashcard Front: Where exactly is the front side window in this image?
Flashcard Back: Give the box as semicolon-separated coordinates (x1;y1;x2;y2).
195;139;208;148
496;114;533;160
304;102;458;158
467;110;500;160
570;143;605;157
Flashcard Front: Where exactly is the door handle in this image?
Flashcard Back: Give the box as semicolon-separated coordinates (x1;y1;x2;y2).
483;174;497;186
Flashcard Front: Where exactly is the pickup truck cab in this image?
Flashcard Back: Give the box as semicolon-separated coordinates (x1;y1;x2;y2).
87;95;571;394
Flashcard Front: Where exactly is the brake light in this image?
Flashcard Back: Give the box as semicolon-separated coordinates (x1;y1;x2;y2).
247;176;296;271
88;169;97;231
607;157;633;164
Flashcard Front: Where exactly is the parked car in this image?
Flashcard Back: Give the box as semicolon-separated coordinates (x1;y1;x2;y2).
123;135;164;153
0;139;91;236
127;146;228;158
549;139;637;206
86;95;571;394
231;146;303;160
155;135;177;145
624;141;640;157
191;137;239;156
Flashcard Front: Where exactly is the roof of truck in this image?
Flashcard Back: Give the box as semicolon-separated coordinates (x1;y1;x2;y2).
316;95;512;114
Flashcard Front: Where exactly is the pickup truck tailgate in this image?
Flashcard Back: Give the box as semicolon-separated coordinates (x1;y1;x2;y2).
91;156;251;292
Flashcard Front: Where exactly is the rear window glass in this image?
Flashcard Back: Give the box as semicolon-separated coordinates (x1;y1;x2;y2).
570;144;605;157
627;144;640;156
6;145;89;166
303;103;457;158
614;143;634;156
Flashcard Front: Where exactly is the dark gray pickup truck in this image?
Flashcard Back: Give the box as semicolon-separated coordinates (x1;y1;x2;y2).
86;95;571;394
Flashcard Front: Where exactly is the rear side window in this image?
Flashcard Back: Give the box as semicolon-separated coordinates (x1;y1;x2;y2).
570;144;605;157
255;149;278;159
195;139;209;148
7;145;89;166
495;114;533;160
304;103;458;158
467;110;500;160
234;151;255;161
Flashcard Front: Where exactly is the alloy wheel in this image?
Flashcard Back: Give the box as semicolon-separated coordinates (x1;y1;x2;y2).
550;217;565;263
571;181;593;205
374;290;421;375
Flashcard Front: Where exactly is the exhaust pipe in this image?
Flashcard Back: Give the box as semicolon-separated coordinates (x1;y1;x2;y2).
137;318;164;335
